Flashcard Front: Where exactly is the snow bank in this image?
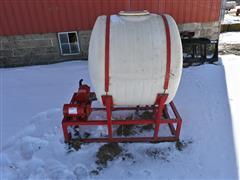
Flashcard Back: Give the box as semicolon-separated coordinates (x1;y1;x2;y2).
223;14;240;24
222;7;240;24
222;54;240;172
219;32;240;44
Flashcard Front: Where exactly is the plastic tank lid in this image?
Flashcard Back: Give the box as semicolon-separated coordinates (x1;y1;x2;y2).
118;10;150;16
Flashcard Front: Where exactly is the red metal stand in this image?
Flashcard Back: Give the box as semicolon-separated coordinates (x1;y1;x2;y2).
62;81;182;144
62;15;182;144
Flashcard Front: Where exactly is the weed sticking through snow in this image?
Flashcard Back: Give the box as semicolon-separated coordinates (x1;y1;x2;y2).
96;143;123;167
145;147;170;162
68;139;83;151
176;139;193;151
116;124;136;136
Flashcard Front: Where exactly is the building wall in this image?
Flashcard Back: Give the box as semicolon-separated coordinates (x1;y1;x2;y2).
178;21;221;40
0;31;91;67
0;0;223;36
0;0;224;67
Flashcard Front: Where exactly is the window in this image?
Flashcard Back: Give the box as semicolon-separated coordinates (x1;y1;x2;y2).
58;31;80;55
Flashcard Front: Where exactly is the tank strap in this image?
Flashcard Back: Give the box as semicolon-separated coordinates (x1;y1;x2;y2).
162;15;171;92
104;15;110;94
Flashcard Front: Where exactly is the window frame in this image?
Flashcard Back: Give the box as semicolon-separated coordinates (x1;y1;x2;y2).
58;31;81;56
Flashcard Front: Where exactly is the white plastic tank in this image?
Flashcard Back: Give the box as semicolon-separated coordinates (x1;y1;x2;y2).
89;12;183;106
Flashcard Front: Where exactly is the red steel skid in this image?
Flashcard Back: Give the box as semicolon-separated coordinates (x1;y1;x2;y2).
62;92;182;144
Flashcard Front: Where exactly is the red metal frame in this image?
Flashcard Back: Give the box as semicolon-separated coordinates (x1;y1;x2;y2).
61;14;182;144
62;83;182;143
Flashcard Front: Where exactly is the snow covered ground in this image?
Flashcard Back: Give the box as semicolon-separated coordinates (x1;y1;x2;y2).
1;33;240;179
223;14;240;24
219;32;240;44
222;6;240;24
219;32;240;56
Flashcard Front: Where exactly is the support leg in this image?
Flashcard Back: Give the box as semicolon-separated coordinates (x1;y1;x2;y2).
62;121;69;143
102;95;113;140
175;120;182;139
163;106;176;135
170;101;182;140
153;94;168;141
